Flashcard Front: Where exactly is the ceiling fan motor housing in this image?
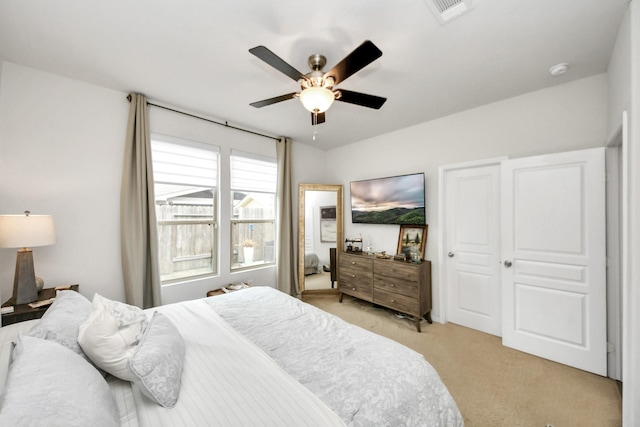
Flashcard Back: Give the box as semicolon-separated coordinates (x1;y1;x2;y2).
308;54;326;71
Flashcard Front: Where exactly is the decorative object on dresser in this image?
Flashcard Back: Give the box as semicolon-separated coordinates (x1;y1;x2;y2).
0;211;57;305
1;284;79;326
338;252;432;332
397;224;428;262
344;237;363;253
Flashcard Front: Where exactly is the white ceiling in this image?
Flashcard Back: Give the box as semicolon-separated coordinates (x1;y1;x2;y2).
0;0;629;150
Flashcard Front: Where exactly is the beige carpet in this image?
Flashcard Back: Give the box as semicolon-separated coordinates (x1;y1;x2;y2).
304;270;335;291
302;293;622;427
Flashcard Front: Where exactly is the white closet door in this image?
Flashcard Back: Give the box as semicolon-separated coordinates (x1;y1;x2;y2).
444;164;502;336
501;147;607;376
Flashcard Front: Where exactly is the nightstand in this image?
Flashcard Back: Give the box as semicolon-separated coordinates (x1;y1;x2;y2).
1;284;79;326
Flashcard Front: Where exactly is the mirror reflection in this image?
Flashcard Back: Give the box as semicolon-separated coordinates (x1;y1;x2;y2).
298;184;343;294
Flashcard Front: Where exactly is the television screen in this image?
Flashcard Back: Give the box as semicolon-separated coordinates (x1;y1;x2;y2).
350;173;425;225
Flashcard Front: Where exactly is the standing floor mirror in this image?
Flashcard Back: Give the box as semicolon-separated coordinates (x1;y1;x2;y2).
298;184;343;294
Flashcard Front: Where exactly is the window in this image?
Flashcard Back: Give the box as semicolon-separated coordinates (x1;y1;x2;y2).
151;135;219;283
230;151;277;270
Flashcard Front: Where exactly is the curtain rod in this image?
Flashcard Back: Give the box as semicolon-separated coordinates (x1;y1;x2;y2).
126;95;279;141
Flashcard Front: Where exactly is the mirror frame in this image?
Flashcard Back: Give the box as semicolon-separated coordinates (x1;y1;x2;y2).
298;183;343;294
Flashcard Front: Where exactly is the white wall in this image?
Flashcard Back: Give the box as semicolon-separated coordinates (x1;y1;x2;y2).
0;62;128;302
0;60;617;327
322;74;609;321
608;9;631;138
0;62;285;305
622;2;640;425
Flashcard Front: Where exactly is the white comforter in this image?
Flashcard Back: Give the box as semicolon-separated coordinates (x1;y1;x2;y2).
206;286;464;427
132;298;346;427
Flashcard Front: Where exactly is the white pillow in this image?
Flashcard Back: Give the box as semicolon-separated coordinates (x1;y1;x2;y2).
77;294;148;381
25;290;92;358
0;335;119;426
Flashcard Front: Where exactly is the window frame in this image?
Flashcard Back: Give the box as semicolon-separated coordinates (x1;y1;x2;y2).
151;134;220;284
229;151;277;272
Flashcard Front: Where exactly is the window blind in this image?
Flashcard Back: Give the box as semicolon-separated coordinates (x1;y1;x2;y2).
151;138;218;187
230;151;277;193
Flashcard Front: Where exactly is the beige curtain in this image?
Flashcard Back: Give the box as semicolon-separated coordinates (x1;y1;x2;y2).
276;137;298;296
120;93;161;308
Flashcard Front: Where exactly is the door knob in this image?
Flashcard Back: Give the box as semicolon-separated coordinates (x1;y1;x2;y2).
448;252;455;258
504;260;512;267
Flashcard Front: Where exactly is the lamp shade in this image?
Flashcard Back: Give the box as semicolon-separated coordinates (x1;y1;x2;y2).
299;87;335;113
0;214;56;249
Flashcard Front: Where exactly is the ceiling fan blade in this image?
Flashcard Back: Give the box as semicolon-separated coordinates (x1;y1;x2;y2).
323;40;382;86
249;46;308;82
250;92;298;108
311;112;326;126
336;89;386;109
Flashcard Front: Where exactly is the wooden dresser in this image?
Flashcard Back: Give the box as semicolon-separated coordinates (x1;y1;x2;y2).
338;252;432;332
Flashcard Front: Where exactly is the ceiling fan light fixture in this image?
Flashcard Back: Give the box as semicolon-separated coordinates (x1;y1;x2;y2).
299;86;335;113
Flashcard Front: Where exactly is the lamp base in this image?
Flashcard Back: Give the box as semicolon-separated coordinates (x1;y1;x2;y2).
12;249;38;305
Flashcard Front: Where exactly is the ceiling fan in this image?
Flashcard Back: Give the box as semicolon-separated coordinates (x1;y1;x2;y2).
249;40;386;125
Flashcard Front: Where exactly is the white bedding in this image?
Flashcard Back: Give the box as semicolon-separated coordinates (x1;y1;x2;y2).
131;298;346;427
206;287;464;427
305;252;321;275
0;287;463;427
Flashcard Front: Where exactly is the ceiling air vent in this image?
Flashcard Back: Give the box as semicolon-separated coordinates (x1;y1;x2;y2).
424;0;472;24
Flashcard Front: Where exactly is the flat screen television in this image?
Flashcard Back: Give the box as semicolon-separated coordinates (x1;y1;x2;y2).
350;173;425;225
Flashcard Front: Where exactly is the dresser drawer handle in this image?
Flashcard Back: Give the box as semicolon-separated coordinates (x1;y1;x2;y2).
352;287;356;291
390;299;395;303
351;274;356;278
351;261;356;265
389;283;395;287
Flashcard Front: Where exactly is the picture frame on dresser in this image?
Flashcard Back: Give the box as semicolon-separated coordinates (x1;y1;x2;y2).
397;224;428;260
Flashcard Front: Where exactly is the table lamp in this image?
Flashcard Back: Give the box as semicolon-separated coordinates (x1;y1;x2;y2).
0;211;56;305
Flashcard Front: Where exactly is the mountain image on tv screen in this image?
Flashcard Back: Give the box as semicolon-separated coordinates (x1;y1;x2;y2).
350;173;425;225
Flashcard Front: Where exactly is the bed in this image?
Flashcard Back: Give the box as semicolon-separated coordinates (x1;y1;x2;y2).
304;252;321;275
0;287;464;426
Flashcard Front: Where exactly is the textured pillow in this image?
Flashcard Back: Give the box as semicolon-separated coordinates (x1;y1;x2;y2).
0;335;119;427
25;290;92;357
130;311;185;408
0;319;39;396
78;294;148;381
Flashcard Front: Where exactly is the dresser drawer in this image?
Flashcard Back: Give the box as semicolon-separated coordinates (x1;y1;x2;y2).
373;261;417;282
339;254;372;273
340;265;372;284
373;275;418;298
374;288;417;315
340;280;373;301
